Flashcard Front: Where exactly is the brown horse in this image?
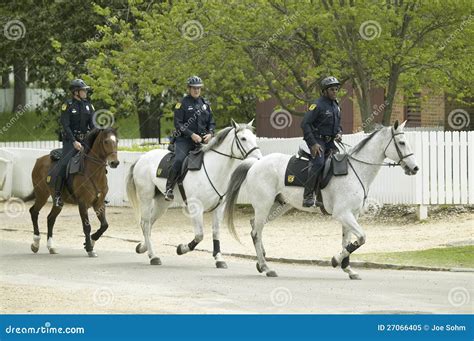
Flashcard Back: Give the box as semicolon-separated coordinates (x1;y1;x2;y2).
25;128;119;257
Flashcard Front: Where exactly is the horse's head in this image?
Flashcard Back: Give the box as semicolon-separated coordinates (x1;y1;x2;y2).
384;120;419;175
230;119;262;160
93;128;120;168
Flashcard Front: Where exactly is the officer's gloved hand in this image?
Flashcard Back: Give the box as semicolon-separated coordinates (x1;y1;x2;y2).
191;133;202;144
202;134;212;144
311;144;322;158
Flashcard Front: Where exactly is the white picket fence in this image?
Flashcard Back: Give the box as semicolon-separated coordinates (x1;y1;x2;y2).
1;131;472;217
0;138;167;149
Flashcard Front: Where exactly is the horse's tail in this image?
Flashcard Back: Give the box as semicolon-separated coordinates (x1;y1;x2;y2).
21;192;35;202
224;158;257;242
126;161;140;223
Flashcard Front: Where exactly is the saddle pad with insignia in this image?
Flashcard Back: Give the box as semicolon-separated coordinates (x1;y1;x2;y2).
156;152;175;178
284;156;310;187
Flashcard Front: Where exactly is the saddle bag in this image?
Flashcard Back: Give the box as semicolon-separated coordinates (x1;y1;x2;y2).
332;153;348;176
187;149;204;171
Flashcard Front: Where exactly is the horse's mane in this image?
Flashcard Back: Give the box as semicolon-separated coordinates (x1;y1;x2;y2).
83;127;116;153
350;127;383;155
201;124;251;152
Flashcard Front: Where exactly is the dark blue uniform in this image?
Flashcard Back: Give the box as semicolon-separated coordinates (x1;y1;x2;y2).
57;98;95;177
172;95;215;173
301;96;342;172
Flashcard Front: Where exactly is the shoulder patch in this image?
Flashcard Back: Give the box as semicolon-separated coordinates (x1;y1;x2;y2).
61;103;68;111
309;104;317;111
175;102;181;109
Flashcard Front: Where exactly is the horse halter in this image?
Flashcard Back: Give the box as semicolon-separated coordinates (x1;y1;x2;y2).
211;127;260;160
383;128;413;166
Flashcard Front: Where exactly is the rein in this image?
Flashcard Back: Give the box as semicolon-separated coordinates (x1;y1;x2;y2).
201;127;259;211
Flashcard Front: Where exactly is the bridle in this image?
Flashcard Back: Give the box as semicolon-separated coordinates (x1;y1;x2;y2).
209;127;260;160
344;128;413;167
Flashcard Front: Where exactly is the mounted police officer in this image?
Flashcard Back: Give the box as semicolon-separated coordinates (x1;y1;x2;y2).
164;76;216;201
53;79;95;207
300;76;343;207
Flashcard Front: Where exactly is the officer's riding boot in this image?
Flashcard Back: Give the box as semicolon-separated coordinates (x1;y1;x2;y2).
53;175;64;207
302;166;322;208
164;168;178;201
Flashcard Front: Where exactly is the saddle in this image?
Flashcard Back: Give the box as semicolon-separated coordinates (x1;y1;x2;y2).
156;148;204;179
47;149;84;190
285;143;348;188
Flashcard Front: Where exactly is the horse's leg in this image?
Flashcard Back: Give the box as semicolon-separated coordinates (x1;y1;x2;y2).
78;203;96;257
46;205;62;254
332;212;366;280
140;198;162;265
177;202;204;256
211;205;227;269
90;203;108;249
29;194;48;253
251;203;277;277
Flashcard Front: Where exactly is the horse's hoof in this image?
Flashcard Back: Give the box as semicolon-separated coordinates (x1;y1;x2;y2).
266;270;278;277
135;243;146;254
331;256;339;268
150;257;162;265
87;251;98;258
31;244;39;253
349;273;361;280
216;261;228;269
176;244;186;255
48;248;58;254
256;262;264;273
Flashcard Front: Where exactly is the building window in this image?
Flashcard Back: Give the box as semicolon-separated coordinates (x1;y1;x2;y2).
405;92;421;127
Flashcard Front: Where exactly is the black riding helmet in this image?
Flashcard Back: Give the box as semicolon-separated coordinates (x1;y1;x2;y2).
187;75;203;87
320;76;341;92
69;79;90;92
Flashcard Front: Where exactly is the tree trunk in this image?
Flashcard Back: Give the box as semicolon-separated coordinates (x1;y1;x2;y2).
383;64;401;125
13;61;27;112
353;77;373;132
1;68;10;88
137;108;161;138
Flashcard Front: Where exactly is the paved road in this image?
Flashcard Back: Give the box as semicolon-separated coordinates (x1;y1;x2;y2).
1;239;472;314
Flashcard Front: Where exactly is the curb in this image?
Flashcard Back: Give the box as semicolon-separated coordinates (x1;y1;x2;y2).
168;244;474;273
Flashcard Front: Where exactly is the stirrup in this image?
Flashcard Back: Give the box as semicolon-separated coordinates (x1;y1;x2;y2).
164;189;174;201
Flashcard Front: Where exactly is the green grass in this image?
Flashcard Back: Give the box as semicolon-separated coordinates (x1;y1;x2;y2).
0;111;174;141
353;245;474;269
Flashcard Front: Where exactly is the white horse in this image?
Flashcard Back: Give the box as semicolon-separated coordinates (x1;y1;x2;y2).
126;120;262;266
224;120;419;279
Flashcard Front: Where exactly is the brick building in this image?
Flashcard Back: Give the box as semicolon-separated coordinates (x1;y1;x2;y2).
256;85;473;137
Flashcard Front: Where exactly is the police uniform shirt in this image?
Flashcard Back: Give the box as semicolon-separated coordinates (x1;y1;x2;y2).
174;95;216;138
301;96;342;147
60;98;95;141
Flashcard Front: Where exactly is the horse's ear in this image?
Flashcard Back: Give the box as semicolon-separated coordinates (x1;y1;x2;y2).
247;118;255;127
394;120;399;130
398;120;407;130
231;119;238;129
